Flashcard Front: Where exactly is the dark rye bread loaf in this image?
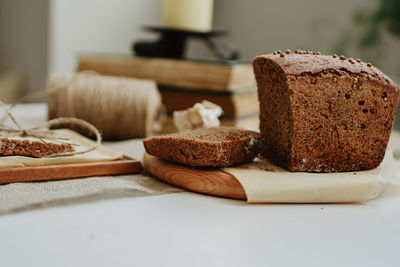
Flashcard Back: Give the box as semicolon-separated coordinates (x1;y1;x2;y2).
0;137;74;158
253;50;399;172
143;127;262;167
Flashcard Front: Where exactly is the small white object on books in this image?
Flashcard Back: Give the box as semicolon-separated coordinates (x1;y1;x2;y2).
173;100;223;131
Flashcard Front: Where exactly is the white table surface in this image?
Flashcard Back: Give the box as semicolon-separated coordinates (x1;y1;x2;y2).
1;104;400;267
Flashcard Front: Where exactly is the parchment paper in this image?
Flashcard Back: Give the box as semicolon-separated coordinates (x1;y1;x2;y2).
223;155;391;203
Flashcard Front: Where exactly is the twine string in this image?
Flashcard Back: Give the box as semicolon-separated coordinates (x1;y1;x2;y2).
0;100;102;158
47;72;163;140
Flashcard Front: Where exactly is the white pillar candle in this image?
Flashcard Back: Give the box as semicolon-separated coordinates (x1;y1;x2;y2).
163;0;214;32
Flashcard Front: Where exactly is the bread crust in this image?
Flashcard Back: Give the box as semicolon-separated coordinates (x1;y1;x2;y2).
253;53;396;87
253;52;399;172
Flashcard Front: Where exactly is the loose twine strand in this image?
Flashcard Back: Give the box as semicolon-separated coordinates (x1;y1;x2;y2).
0;100;102;157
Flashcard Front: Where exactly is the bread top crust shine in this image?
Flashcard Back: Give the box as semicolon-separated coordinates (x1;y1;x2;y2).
253;53;398;89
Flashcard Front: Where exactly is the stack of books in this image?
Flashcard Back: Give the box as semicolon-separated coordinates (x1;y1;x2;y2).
77;54;259;133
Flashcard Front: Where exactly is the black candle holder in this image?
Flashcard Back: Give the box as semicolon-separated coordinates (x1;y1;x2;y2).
133;26;239;61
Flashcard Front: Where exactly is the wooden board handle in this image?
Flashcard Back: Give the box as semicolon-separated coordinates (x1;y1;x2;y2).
143;153;246;200
0;158;142;184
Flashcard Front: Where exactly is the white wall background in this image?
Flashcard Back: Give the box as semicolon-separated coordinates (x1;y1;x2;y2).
0;0;49;94
48;0;161;74
213;0;364;60
1;0;399;93
48;0;400;74
212;0;400;74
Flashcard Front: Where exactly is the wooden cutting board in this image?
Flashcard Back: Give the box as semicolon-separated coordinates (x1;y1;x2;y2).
143;153;246;200
0;156;142;184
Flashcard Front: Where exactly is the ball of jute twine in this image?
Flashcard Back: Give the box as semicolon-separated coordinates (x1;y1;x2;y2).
47;72;163;140
0;100;101;158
